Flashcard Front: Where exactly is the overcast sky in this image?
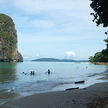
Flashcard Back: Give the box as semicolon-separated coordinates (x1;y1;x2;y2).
0;0;107;60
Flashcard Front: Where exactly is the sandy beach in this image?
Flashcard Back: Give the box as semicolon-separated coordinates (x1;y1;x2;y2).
5;81;108;108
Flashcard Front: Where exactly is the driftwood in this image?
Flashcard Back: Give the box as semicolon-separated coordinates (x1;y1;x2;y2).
75;80;85;84
65;87;79;91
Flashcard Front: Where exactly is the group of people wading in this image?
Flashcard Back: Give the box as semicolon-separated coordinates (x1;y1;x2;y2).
22;69;51;75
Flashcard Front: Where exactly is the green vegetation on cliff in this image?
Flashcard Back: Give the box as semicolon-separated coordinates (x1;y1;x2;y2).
0;32;17;49
89;38;108;63
0;14;14;31
0;14;23;62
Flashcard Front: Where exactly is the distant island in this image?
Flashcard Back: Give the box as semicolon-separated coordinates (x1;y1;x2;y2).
32;58;89;62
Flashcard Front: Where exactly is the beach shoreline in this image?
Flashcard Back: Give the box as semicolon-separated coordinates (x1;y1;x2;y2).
93;62;108;65
6;81;108;108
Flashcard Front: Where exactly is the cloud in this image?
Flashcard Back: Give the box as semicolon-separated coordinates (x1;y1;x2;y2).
65;51;76;58
5;0;93;36
31;20;55;29
23;53;40;60
12;0;90;14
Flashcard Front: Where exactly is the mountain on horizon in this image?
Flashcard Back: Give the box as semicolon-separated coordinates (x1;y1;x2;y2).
32;58;89;62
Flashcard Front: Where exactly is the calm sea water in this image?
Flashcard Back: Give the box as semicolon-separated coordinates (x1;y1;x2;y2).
0;61;108;106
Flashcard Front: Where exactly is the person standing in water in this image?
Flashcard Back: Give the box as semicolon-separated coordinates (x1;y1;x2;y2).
48;69;51;74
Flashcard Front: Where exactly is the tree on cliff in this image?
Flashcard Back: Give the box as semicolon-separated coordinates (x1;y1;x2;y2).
89;0;108;62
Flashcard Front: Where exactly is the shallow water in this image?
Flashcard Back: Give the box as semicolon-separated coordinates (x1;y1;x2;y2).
0;61;108;106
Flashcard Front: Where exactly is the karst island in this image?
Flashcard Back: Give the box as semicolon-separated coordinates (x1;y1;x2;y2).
0;14;23;62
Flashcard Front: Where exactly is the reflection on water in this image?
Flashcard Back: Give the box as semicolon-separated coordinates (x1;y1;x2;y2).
0;63;17;84
0;63;19;107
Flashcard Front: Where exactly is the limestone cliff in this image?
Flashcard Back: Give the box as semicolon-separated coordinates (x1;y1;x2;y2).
0;14;23;62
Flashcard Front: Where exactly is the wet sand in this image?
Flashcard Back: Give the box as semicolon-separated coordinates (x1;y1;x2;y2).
6;82;108;108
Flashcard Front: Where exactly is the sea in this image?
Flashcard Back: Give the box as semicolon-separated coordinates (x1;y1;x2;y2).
0;61;108;107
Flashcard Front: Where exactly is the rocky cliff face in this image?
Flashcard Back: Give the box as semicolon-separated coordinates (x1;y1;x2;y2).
0;14;23;62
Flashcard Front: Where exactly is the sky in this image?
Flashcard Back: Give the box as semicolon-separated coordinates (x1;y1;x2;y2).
0;0;107;60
